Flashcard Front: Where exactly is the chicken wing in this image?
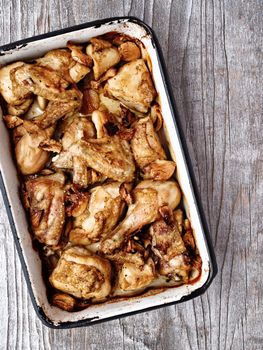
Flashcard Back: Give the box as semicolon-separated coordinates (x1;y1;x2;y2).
34;88;83;128
0;62;31;105
105;59;156;113
10;63;70;100
23;172;65;246
37;47;91;83
49;246;112;300
53;135;135;182
69;182;125;245
100;180;181;254
131;116;176;180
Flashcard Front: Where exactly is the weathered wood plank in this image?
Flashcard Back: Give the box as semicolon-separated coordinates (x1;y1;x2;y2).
0;0;262;349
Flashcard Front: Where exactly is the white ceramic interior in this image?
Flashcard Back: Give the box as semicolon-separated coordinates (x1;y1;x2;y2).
0;18;212;326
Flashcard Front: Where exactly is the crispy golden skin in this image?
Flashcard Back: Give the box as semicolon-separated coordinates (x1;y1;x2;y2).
23;172;65;246
49;246;112;300
105;59;156;113
69;182;125;245
100;180;181;254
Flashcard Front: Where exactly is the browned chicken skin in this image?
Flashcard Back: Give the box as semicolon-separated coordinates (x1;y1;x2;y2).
69;182;126;245
53;136;135;183
23;172;65;246
131;116;176;180
3;115;54;175
105;59;156;113
110;250;156;291
49;246;112;300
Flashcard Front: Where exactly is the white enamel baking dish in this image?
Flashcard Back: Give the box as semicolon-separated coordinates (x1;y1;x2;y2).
0;17;217;328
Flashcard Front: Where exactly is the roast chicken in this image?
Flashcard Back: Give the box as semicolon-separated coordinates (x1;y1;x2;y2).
0;33;201;311
110;250;156;292
53;111;135;183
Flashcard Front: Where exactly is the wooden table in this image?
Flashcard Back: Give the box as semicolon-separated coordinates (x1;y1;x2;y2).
0;1;262;349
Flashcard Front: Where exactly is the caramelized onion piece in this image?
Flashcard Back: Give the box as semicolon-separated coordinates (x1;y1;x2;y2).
51;293;76;311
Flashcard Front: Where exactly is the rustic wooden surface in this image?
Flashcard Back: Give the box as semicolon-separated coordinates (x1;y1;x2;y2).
0;0;262;349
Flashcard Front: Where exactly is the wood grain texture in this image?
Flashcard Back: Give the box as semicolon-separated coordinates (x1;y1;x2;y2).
0;0;262;349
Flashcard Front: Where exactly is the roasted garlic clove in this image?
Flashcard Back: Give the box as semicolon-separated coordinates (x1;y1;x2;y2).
87;38;120;80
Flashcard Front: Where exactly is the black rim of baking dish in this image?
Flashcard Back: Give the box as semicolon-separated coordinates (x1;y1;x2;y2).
0;16;217;329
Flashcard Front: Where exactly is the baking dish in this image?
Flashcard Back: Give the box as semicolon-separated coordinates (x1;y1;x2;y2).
0;17;217;328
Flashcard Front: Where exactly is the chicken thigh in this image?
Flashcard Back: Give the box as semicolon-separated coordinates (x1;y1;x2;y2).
105;59;156;113
49;246;112;300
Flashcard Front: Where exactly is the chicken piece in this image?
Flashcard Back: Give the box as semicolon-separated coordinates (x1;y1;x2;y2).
34;88;83;128
11;63;71;101
149;211;191;282
23;172;65;246
3;115;54;175
111;251;155;291
131;116;176;180
86;38;120;80
0;61;31;105
69;182;125;245
53;136;135;182
105;59;156;113
52;114;103;187
37;48;90;83
100;180;181;254
60;114;96;149
49;246;112;300
118;42;141;62
36;49;74;82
